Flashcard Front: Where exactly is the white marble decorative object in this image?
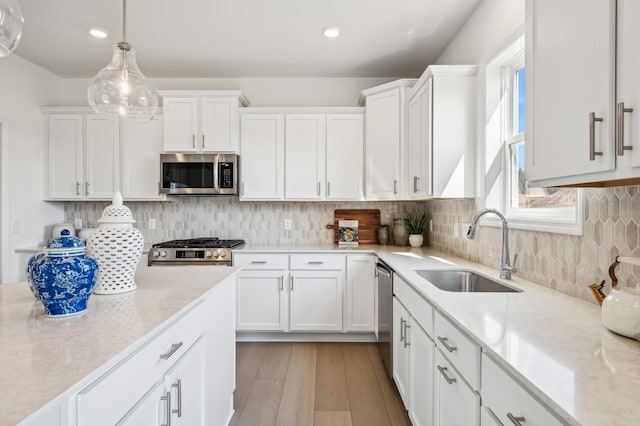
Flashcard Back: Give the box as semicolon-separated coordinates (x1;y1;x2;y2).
87;192;143;294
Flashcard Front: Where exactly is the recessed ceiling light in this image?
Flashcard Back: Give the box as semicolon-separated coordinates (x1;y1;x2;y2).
89;28;108;39
323;27;340;38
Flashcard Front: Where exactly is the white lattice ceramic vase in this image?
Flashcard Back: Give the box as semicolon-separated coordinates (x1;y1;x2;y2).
87;191;144;294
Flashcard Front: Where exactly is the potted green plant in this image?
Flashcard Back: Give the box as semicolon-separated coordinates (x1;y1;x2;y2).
404;212;430;247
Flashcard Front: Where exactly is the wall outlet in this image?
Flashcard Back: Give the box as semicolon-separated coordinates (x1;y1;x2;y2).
149;218;156;230
74;218;82;229
462;223;472;237
284;219;292;230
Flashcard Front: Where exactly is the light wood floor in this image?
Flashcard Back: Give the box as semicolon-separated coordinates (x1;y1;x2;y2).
230;342;411;426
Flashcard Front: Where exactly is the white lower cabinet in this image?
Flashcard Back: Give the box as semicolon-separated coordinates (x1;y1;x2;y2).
290;270;343;331
481;354;563;426
345;254;375;332
392;297;411;406
117;381;164;426
434;349;480;426
410;321;435;426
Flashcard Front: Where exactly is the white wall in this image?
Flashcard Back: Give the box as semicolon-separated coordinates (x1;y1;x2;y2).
0;54;66;283
60;77;394;107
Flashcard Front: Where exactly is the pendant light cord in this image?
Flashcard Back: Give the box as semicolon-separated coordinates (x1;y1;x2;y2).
122;0;127;42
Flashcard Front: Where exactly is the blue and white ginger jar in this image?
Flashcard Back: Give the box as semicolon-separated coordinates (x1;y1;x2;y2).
27;230;99;317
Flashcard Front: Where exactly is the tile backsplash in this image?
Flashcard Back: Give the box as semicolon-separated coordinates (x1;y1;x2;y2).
65;199;427;246
425;187;640;304
66;186;640;304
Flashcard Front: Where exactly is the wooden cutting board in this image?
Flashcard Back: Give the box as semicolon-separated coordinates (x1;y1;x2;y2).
326;209;382;244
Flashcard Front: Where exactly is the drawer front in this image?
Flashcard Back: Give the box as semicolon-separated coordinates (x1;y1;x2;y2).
290;253;345;270
434;349;480;426
482;354;563;426
233;253;288;270
393;274;433;338
76;301;207;426
434;310;480;391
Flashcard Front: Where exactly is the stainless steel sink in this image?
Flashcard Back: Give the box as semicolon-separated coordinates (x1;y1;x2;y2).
415;269;522;293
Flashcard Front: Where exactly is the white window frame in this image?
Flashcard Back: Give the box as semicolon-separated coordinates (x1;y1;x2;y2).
482;34;583;235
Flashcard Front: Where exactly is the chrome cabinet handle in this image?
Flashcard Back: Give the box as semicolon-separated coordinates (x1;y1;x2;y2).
437;336;457;352
172;379;182;417
437;365;457;384
160;342;183;360
400;318;406;342
241;182;245;196
588;112;604;160
616;102;634;156
507;412;526;425
327;182;330;196
202;134;206;149
317;182;321;196
160;391;171;426
290;275;294;291
403;323;410;348
76;182;80;196
413;176;419;193
307;261;324;265
393;179;398;194
250;260;267;264
192;134;196;149
279;275;284;291
85;182;90;195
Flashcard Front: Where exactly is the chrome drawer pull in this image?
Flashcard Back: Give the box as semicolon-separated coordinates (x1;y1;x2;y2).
172;379;182;417
507;412;526;425
307;261;324;265
192;134;196;149
616;102;634;156
279;275;284;291
437;336;457;352
250;261;267;264
588;112;603;160
160;342;183;360
160;391;171;426
437;365;457;384
400;318;406;342
403;324;410;348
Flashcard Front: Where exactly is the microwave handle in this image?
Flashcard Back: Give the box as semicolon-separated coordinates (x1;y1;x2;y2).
213;155;219;192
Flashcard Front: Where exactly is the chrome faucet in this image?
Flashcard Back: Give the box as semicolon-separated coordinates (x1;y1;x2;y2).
466;208;518;280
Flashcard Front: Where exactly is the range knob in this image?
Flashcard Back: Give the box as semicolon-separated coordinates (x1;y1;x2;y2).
220;251;227;258
205;251;212;258
152;250;160;257
160;251;167;257
213;251;220;258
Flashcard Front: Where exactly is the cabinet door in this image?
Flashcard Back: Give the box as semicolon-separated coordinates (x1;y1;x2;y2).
285;115;326;199
365;90;401;199
240;114;285;199
407;82;432;199
409;322;435;426
434;350;479;426
47;114;84;199
289;270;343;331
326;114;364;200
525;0;616;185
121;116;165;200
201;97;238;152
85;115;119;199
163;338;205;426
163;98;199;152
237;271;287;331
617;0;640;169
345;255;375;332
392;297;410;407
117;381;163;426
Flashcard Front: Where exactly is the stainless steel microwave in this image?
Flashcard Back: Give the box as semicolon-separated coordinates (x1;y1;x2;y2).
160;153;239;195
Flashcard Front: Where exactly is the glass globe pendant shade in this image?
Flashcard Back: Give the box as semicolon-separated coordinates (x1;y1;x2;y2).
87;42;158;121
0;0;24;57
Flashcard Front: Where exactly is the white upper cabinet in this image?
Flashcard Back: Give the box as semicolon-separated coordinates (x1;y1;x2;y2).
525;0;637;187
160;91;248;153
361;80;416;200
121;115;165;200
406;65;477;199
285;114;326;200
326;114;364;200
85;115;119;199
240;113;285;200
46;114;85;200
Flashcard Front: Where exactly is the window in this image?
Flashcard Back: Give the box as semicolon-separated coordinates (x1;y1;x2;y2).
484;36;582;235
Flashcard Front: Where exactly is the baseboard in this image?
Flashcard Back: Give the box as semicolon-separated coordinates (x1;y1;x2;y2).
236;332;378;342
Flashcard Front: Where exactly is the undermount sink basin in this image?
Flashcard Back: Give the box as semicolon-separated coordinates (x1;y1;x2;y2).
415;269;522;293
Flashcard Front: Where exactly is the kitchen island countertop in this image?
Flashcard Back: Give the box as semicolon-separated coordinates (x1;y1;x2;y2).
0;264;238;426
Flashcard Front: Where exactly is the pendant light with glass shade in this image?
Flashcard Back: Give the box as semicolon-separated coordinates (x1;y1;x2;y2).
87;0;158;121
0;0;24;57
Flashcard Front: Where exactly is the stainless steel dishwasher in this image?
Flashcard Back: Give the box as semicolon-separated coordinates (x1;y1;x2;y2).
376;260;393;377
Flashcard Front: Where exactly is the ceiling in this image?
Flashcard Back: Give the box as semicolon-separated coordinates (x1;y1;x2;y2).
14;0;481;79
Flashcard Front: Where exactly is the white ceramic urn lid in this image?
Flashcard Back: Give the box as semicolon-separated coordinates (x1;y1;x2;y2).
97;191;136;224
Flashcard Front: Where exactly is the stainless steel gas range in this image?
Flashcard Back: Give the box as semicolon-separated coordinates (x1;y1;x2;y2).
147;237;245;266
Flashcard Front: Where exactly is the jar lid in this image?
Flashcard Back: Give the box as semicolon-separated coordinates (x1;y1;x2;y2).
98;191;136;224
46;230;86;249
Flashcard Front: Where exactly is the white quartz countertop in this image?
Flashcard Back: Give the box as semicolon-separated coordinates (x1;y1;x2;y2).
0;265;238;426
237;244;640;425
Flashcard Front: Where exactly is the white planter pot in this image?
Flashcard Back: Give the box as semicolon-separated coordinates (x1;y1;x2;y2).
409;234;423;248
